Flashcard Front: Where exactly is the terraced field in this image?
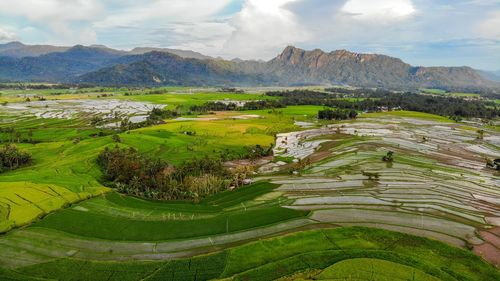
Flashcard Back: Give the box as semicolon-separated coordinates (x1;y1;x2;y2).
0;92;290;233
2;99;159;125
266;113;500;266
0;182;316;269
1;227;499;280
0;88;499;280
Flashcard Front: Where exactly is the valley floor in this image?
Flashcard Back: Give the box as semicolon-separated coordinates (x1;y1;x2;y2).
0;88;499;280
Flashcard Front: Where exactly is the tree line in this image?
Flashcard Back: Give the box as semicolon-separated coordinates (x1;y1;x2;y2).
0;128;36;144
266;90;499;119
318;108;358;120
189;100;284;113
116;108;179;131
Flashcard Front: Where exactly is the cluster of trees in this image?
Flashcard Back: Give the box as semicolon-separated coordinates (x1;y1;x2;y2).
324;87;381;96
97;146;239;201
0;144;32;173
378;93;500;119
103;108;178;132
190;102;238;112
318;108;357;120
0;127;35;144
266;90;500;119
186;88;499;119
0;83;147;91
214;144;273;162
0;83;78;90
245;144;273;160
124;88;169;96
189;100;284;113
267;90;341;106
124;108;178;128
219;87;245;93
486;159;500;171
382;151;394;162
327;86;500;99
242;100;284;110
375;92;499;119
147;108;178;122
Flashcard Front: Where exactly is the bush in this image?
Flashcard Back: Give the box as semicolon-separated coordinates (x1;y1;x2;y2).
0;144;32;173
245;144;273;160
112;134;121;143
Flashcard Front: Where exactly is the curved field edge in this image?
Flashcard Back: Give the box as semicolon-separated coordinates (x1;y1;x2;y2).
31;206;308;241
22;182;308;242
0;181;108;233
2;227;499;281
314;258;442;280
0;102;302;234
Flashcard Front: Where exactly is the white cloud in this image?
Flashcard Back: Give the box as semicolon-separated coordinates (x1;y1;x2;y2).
478;11;500;40
341;0;415;20
0;0;498;69
0;0;103;24
94;0;233;28
162;21;234;56
0;0;103;44
0;0;232;47
222;0;308;59
91;0;234;53
218;0;418;59
0;27;17;41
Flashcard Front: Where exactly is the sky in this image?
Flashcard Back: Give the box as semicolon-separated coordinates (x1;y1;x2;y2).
0;0;499;70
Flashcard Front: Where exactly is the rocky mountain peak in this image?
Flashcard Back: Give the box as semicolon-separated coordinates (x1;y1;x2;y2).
277;46;307;64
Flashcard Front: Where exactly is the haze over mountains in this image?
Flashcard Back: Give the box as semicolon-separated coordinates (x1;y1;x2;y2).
0;42;498;91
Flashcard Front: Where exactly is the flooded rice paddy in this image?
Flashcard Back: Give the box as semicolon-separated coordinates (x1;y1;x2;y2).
267;115;500;265
0;99;162;127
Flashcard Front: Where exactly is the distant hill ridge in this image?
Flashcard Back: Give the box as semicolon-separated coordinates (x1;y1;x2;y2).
0;42;212;60
0;41;69;58
0;42;497;90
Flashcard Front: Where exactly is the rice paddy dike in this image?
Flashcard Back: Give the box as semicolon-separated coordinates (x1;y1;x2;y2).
0;87;499;280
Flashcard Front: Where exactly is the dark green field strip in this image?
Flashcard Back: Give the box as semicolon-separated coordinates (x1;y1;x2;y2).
102;192;221;213
0;218;315;267
32;206;308;241
15;252;228;281
19;259;163;281
200;181;279;208
143;251;227;281
89;181;280;215
5;227;499;281
0;268;44;281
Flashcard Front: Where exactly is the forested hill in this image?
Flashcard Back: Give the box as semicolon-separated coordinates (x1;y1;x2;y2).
77;51;275;86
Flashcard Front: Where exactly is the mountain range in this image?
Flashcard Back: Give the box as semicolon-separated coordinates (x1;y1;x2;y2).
0;41;498;91
478;69;500;82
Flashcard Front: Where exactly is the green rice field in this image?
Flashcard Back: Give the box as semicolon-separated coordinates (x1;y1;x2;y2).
0;87;499;280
